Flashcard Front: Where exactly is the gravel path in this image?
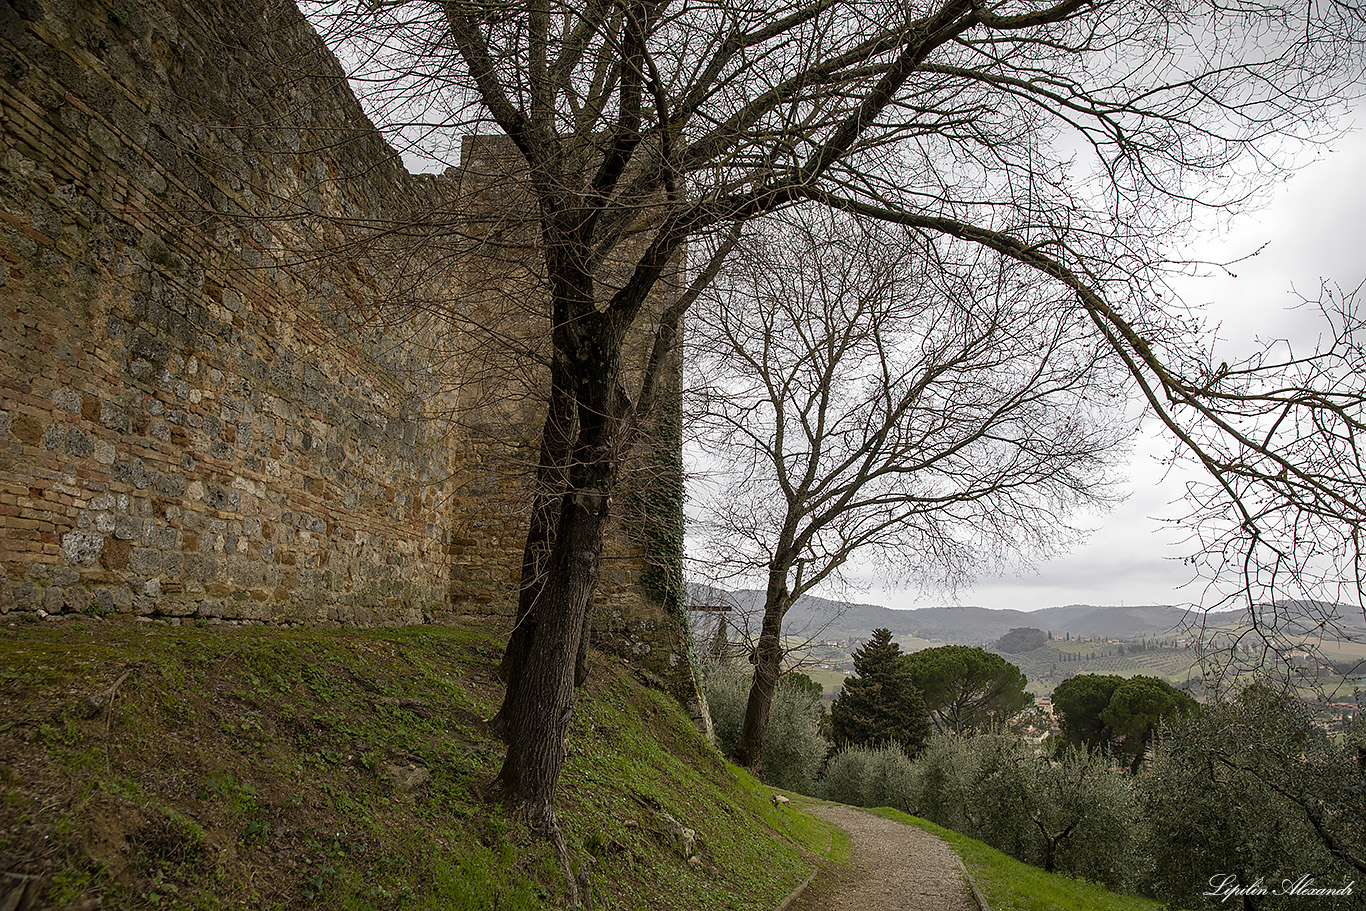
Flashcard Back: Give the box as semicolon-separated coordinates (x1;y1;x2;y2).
785;805;982;911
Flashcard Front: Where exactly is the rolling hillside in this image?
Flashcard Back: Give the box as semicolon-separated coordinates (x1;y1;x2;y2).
693;585;1199;645
692;585;1365;697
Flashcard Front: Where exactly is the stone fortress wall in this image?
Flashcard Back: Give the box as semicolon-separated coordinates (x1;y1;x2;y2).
0;0;696;701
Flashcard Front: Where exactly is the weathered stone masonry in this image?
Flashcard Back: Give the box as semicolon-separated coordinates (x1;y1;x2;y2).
0;0;457;626
0;0;697;704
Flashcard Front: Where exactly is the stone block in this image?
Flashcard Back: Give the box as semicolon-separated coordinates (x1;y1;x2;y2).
113;515;141;541
101;539;131;570
9;415;42;444
61;531;104;566
156;472;187;497
65;428;93;458
52;387;81;413
99;402;127;431
128;547;161;576
165;597;197;617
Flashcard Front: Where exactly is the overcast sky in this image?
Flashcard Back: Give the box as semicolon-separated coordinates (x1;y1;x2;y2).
824;107;1366;613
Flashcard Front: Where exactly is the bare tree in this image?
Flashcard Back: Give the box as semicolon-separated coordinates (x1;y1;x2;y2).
689;210;1126;773
299;0;1366;860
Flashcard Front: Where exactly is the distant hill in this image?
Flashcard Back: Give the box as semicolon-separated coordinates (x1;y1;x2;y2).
690;585;1366;698
1198;600;1366;640
692;584;1199;645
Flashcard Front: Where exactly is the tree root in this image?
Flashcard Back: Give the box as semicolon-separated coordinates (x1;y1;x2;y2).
548;823;580;909
497;793;585;908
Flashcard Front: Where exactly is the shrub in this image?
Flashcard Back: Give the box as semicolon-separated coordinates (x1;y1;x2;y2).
702;661;828;792
1142;683;1364;910
1025;748;1150;892
899;735;1148;893
819;744;916;810
701;661;750;756
902;735;1034;857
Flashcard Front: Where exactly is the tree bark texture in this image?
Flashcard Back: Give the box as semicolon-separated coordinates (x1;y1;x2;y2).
492;357;578;737
495;451;615;825
495;255;636;824
730;575;792;775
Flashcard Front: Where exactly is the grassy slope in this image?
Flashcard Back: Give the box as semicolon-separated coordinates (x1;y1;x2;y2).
0;618;837;910
866;809;1170;911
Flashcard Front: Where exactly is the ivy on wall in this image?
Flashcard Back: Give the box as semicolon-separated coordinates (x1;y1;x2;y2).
625;374;687;622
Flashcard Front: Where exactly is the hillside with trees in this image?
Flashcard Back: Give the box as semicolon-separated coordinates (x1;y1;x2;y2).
703;637;1365;910
5;0;1366;904
693;585;1366;701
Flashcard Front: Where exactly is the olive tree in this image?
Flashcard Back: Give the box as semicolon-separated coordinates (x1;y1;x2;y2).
1145;682;1366;909
701;661;827;791
902;736;1149;891
301;0;1366;861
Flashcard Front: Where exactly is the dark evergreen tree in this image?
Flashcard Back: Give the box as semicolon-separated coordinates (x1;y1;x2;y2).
830;629;930;755
1102;676;1197;772
1053;673;1126;751
994;627;1049;654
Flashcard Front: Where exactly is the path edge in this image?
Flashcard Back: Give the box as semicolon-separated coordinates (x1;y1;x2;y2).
955;856;992;911
772;802;989;911
773;867;818;911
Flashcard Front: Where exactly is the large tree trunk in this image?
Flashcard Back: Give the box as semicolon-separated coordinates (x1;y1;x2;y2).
730;573;791;776
494;418;616;826
494;278;625;826
492;197;687;830
494;483;611;826
495;225;619;735
490;357;578;738
498;360;575;651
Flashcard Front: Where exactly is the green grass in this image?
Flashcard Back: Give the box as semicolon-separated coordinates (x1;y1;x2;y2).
0;619;840;911
799;668;849;699
865;808;1172;911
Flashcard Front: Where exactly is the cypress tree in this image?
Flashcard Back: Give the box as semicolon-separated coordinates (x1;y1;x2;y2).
830;629;931;755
